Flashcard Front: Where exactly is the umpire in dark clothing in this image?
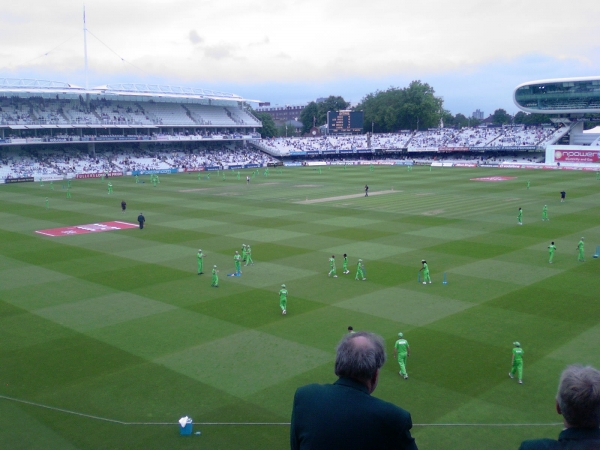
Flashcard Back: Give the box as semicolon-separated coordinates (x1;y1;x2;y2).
290;331;417;450
137;213;145;229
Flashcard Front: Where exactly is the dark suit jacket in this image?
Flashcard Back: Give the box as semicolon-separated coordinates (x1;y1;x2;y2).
290;377;417;450
519;427;600;449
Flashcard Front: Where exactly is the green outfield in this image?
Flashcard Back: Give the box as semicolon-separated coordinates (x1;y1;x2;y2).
1;165;599;449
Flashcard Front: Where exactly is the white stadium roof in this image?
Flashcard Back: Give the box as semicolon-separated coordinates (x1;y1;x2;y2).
0;78;260;103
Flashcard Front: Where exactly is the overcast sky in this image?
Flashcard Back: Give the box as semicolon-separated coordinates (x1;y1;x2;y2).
2;0;599;117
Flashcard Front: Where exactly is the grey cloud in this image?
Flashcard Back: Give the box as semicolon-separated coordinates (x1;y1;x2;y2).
204;44;236;60
248;36;270;47
189;30;203;45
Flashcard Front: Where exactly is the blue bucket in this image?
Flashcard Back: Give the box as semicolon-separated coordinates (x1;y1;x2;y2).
179;418;193;436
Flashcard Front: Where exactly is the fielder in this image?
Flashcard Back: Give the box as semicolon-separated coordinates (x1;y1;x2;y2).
355;259;365;281
234;251;242;275
211;265;219;287
328;255;337;278
548;242;556;264
245;245;254;266
517;207;523;225
394;332;410;379
197;249;204;274
420;260;431;284
343;253;349;274
509;341;524;384
577;237;585;262
542;205;549;221
279;284;288;315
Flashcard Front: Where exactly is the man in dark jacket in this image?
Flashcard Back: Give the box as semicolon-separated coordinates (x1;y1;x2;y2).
519;364;600;449
290;331;417;450
137;213;145;229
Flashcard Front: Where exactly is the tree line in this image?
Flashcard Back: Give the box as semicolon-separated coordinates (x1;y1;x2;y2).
251;80;552;138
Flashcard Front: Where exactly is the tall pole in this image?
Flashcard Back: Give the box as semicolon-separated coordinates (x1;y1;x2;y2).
83;6;89;90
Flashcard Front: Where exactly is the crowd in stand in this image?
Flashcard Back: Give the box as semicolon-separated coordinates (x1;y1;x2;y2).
0;96;260;128
257;126;561;156
0;144;278;180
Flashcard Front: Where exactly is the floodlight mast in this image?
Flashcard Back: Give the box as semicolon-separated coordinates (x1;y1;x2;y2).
83;5;89;90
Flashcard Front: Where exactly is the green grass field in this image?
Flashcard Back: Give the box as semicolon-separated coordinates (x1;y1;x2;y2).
1;165;600;449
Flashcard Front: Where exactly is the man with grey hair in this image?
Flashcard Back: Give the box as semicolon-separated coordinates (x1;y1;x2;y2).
519;364;600;449
290;331;417;450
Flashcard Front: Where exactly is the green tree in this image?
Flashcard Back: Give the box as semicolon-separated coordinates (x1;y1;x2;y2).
299;96;350;134
491;108;512;125
252;111;277;138
299;102;319;134
514;111;552;126
355;81;444;132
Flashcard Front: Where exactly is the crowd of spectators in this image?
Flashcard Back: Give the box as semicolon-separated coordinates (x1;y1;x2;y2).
0;96;260;128
257;126;560;156
0;144;278;180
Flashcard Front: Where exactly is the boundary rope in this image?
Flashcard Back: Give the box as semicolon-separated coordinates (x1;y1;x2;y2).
0;395;562;427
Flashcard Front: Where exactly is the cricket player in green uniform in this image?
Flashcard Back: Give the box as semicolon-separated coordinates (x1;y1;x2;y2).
242;244;247;263
577;237;585;262
234;251;242;275
136;175;139;183
517;207;523;225
245;245;253;266
67;179;71;188
211;265;219;287
328;255;337;278
420;260;431;284
509;341;524;384
66;188;71;199
526;180;530;189
343;253;349;274
394;332;410;379
50;181;54;190
355;259;365;280
542;204;549;221
279;284;288;315
548;242;556;264
108;182;113;194
197;249;204;274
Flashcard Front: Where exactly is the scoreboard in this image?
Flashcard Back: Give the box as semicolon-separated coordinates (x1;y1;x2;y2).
327;110;364;134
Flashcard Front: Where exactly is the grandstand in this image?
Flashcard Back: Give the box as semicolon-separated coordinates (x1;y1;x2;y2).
0;78;261;136
252;124;563;157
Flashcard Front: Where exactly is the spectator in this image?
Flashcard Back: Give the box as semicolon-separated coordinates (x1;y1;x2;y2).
519;364;600;449
290;331;417;450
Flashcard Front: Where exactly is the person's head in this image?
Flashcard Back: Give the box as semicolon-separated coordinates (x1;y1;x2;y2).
335;332;386;391
343;253;347;258
513;341;520;347
422;260;426;264
347;326;353;332
556;364;600;428
331;255;335;258
235;251;239;254
281;284;286;288
551;242;554;245
582;237;585;241
398;332;403;338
